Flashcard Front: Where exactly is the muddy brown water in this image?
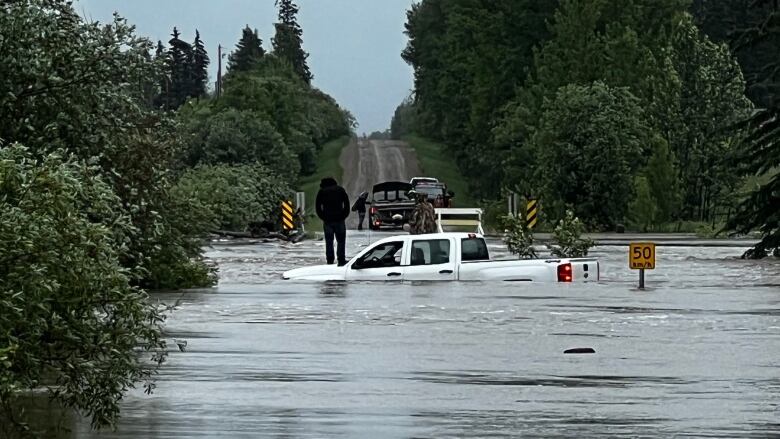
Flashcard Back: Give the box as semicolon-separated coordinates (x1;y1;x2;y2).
11;232;780;437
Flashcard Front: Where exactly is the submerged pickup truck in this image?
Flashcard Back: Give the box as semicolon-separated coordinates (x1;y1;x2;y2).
282;233;599;282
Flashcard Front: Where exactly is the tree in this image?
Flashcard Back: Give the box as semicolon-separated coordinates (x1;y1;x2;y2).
0;146;167;431
272;0;313;83
228;26;265;73
629;176;658;232
167;27;193;108
547;210;595;257
191;30;210;98
644;136;680;224
532;82;649;229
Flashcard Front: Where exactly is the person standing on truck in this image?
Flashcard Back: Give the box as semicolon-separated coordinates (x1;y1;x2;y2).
316;177;350;266
351;191;369;231
408;190;437;235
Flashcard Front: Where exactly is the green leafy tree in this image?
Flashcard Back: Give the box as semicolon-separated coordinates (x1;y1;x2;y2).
547;210;595;258
629;176;658;232
0;1;212;286
227;26;266;73
171;163;293;231
532;82;649;229
272;0;313;83
0;146;167;431
644;136;680;224
181;107;298;178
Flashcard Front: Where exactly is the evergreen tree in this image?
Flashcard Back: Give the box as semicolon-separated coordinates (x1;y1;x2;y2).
227;26;265;73
272;0;312;83
191;30;210;98
167;27;193;109
153;40;170;109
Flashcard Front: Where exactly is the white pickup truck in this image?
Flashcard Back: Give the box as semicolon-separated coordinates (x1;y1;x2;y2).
282;233;599;282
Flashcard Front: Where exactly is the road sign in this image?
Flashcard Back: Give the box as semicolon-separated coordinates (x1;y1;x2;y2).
282;201;295;230
629;242;656;270
526;199;538;229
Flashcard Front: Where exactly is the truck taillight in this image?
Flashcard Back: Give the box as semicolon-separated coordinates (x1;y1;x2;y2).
557;263;573;282
370;207;378;214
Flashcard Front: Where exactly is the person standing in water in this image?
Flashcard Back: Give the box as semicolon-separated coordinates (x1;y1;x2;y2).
351;191;369;231
315;177;350;266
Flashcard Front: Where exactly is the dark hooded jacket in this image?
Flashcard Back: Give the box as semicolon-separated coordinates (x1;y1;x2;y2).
316;177;350;223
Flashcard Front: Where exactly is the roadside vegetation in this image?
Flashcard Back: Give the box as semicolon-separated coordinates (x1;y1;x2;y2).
393;0;780;257
0;0;352;432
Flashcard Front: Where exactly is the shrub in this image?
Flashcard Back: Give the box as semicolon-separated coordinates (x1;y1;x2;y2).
0;146;166;430
547;210;595;258
171;163;293;231
501;214;537;259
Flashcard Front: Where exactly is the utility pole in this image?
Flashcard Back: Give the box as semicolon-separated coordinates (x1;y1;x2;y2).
216;44;223;98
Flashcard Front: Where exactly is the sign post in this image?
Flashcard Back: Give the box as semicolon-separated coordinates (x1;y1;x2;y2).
526;199;539;229
629;242;656;289
281;200;295;231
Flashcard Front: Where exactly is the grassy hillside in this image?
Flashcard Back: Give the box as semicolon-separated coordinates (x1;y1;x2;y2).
298;135;351;231
403;134;476;207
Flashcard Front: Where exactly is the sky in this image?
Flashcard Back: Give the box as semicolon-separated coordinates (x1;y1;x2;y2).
74;0;416;133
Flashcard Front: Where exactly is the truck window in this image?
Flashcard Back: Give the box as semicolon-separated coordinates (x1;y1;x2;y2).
410;239;451;266
461;238;489;261
353;241;404;269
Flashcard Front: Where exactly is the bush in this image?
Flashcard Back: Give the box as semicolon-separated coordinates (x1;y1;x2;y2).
0;146;166;430
500;214;537;259
171;163;293;231
547;210;595;258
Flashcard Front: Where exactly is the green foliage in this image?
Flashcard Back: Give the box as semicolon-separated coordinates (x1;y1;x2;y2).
629;176;657;232
403;0;752;225
273;0;312;83
547;210;595;258
390;96;417;140
0;0;212;289
186;55;351;178
227;26;266;74
644;136;680;223
532;82;647;229
0;146;166;430
172;164;293;231
500;215;538;259
180;107;296;177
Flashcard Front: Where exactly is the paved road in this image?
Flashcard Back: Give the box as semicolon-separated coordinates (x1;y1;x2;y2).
339;138;420;229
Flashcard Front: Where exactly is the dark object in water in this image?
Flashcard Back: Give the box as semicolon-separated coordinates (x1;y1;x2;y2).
564;347;595;354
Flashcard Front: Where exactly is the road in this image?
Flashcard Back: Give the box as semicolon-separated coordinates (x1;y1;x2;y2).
339;138;420;228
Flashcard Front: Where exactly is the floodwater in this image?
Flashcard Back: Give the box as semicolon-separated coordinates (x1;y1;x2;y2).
15;233;780;437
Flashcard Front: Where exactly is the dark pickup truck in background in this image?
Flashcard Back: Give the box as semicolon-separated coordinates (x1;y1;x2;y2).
368;181;415;230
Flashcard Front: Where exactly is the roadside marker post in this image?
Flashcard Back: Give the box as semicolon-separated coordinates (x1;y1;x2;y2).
526;199;539;229
629;242;656;289
282;201;295;231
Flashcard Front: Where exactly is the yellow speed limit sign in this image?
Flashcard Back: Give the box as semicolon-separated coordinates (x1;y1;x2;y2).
630;242;656;270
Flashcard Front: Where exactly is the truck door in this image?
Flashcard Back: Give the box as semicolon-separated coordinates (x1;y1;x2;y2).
346;241;405;281
403;238;457;281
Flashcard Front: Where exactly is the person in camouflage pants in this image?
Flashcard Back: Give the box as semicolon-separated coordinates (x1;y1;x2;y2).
408;190;438;235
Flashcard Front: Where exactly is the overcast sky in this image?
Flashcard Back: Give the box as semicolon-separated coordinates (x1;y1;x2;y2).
74;0;415;133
